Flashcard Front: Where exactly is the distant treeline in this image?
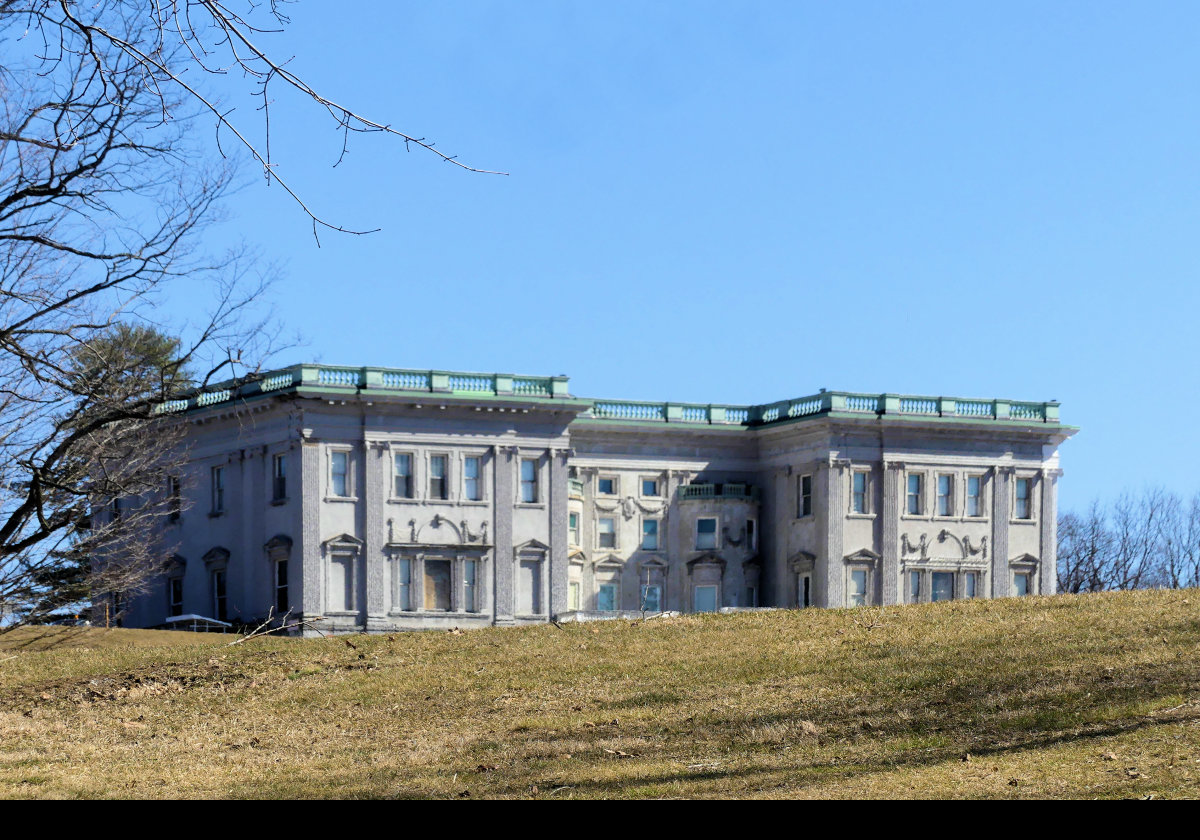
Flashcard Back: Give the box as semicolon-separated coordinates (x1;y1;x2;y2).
1058;488;1200;593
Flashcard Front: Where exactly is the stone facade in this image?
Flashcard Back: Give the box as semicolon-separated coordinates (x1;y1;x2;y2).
116;366;1075;634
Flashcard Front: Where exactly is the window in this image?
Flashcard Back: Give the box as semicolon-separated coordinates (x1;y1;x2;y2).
909;571;921;603
746;518;757;551
275;559;288;614
211;466;225;513
694;585;718;613
597;582;618;612
641;478;660;497
212;569;228;621
799;574;812;608
464;560;478;613
519;557;543;614
744;586;758;608
111;497;122;521
168;476;181;522
641;584;662;612
848;569;868;607
393;453;413;499
394;557;412;611
798;474;812;517
906;473;923;515
597;476;616;495
932;571;954;602
272;455;287;501
937;474;954;517
597;517;616;549
568;581;581;611
424;559;452;610
330;451;349;498
965;571;979;598
696;517;717;550
329;554;357;612
852;471;868;514
1014;572;1031;596
429;455;448;500
520;459;538;503
1015;477;1032;520
568;512;580;546
168;577;184;617
463;456;482;501
966;475;983;517
642;519;659;551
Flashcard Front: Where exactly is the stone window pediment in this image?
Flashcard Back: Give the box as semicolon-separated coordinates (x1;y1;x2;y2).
323;533;363;554
789;551;816;574
202;546;230;567
843;547;882;565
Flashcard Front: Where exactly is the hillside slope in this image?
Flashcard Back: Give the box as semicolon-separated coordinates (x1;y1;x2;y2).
1;589;1198;798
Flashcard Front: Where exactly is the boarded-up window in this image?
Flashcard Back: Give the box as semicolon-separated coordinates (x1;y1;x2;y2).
329;554;356;612
519;557;542;614
424;559;452;611
694;585;717;613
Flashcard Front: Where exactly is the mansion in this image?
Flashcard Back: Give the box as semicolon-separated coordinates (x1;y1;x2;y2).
116;365;1076;633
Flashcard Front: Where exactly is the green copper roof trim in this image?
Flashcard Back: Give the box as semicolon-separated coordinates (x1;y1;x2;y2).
160;364;1069;429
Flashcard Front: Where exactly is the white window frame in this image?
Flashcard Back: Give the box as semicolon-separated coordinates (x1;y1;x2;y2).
167;575;184;617
597;516;617;550
905;472;925;517
519;458;540;505
391;451;415;500
746;518;757;552
640;476;661;498
273;556;289;616
935;473;955;518
846;566;872;607
211;567;229;621
798;573;813;608
392;555;414;612
327;550;359;613
695;516;719;551
328;447;354;500
797;474;813;518
597;474;619;496
1013;476;1035;522
271;454;287;503
211;465;225;514
427;452;450;501
568;511;580;546
461;454;485;502
850;470;870;515
641;517;661;551
965;474;985;518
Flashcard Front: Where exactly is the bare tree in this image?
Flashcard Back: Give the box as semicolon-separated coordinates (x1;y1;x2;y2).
1155;491;1200;591
1057;499;1113;593
0;2;496;626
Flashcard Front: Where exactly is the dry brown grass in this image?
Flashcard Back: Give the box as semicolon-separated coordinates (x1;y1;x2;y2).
2;589;1199;799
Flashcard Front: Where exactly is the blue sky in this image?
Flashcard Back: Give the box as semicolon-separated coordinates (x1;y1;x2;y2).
171;2;1200;512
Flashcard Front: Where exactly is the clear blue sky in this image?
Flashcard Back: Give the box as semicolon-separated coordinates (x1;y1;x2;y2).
171;2;1200;513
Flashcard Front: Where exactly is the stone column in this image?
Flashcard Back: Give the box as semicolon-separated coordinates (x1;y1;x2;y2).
991;467;1013;598
666;469;690;612
364;437;388;628
548;448;569;618
492;445;515;624
1039;469;1061;595
820;462;845;608
300;435;323;622
881;461;903;605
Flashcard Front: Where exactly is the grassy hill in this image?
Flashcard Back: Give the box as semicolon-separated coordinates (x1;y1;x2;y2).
1;589;1198;799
